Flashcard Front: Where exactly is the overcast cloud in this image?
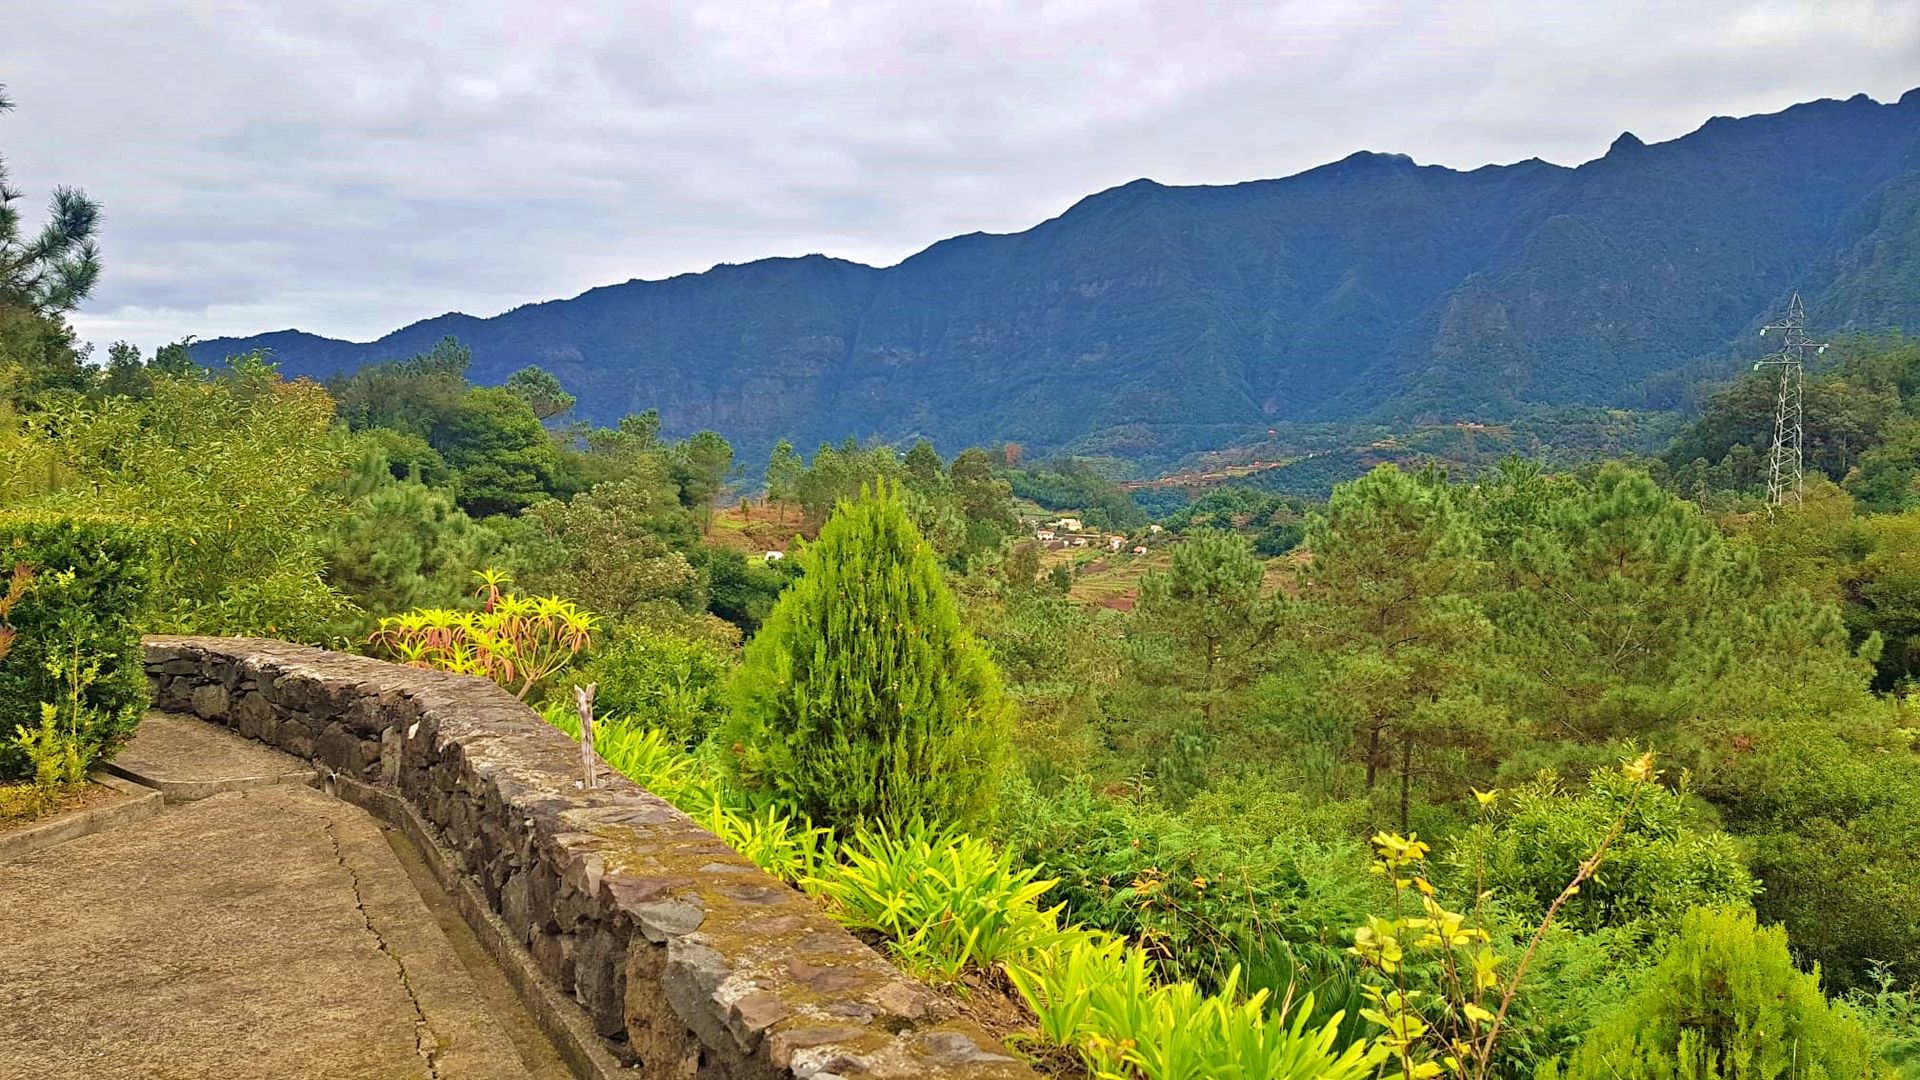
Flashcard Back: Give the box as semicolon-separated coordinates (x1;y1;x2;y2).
3;1;1916;353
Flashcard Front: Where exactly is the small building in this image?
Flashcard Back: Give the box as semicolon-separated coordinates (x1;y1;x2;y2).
1049;517;1085;533
1036;530;1057;541
1148;524;1164;534
1108;536;1126;551
763;550;785;563
1132;545;1149;555
1071;537;1089;547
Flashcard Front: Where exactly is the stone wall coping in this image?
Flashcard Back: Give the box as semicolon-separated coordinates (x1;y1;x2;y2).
143;636;1035;1080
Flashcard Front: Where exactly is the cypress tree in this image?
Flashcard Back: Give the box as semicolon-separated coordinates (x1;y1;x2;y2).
1542;906;1878;1080
721;481;1011;831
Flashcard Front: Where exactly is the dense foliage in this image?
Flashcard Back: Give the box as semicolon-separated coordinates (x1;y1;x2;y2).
0;512;153;780
1008;459;1149;530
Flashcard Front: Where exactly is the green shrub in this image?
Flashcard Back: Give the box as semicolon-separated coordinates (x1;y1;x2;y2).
995;774;1380;995
1697;719;1920;991
25;358;355;642
569;626;732;744
721;482;1012;831
1541;906;1885;1080
1843;965;1920;1075
1455;768;1756;937
688;544;790;634
0;511;154;779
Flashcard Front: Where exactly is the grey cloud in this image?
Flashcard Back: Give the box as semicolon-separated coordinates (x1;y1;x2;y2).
1;0;1914;353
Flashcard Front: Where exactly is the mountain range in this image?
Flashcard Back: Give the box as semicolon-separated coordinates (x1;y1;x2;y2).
195;88;1920;466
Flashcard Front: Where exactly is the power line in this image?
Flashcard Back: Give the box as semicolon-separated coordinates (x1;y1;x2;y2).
1754;292;1826;515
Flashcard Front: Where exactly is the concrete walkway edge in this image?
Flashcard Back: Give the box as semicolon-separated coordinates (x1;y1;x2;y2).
104;759;313;803
0;773;162;860
106;711;314;803
329;772;627;1080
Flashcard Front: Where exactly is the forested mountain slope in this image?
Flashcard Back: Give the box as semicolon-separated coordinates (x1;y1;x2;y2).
196;89;1920;462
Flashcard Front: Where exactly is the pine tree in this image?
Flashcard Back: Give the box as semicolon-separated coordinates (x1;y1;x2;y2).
765;438;803;525
432;386;560;517
1480;464;1871;750
721;481;1011;831
674;430;734;531
1132;528;1280;728
322;443;489;615
502;364;576;421
0;86;101;399
903;437;947;496
1300;465;1492;828
0;86;101;318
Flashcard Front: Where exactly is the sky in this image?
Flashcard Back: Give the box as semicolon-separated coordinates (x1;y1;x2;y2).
3;1;1917;354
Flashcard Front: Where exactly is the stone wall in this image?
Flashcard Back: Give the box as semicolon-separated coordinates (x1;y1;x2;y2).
144;636;1034;1080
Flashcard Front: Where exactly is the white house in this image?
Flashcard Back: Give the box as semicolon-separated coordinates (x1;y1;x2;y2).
1036;530;1057;541
763;550;785;563
1132;545;1149;555
1108;536;1126;551
1049;517;1085;533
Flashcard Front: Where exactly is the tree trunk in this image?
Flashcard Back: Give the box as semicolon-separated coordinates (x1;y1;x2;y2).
1398;735;1413;832
1365;723;1382;789
575;683;599;790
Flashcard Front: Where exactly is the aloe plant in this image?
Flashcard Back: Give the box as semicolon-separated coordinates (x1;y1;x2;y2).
369;570;595;698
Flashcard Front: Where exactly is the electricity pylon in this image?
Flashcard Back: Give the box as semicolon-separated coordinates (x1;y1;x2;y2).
1754;292;1826;514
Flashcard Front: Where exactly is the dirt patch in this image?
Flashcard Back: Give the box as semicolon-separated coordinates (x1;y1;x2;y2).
704;500;810;554
0;780;129;835
946;973;1080;1079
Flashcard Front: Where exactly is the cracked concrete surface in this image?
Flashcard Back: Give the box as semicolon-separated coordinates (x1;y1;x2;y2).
0;777;569;1079
324;814;445;1078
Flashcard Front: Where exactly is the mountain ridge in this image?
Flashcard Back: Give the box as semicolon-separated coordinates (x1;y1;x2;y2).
195;89;1920;464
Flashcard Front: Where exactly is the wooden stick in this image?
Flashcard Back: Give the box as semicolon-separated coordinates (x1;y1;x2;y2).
574;683;598;790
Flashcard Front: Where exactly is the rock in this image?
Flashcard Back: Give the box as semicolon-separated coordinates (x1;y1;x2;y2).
188;682;229;721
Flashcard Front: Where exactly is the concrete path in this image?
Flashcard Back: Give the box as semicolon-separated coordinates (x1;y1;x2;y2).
0;715;573;1080
105;709;311;801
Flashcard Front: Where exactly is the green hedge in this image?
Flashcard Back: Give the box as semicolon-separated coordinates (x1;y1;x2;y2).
0;512;155;779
